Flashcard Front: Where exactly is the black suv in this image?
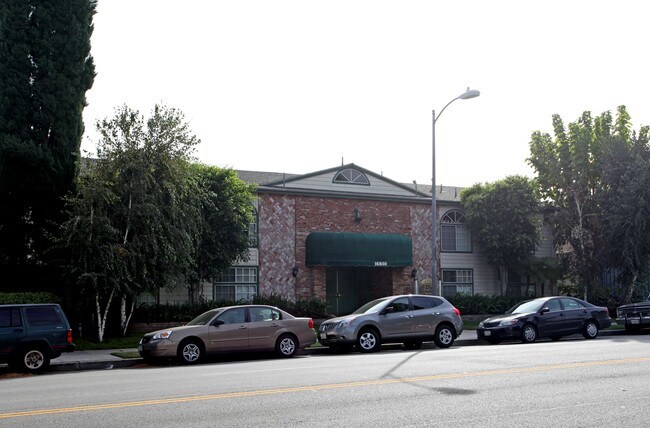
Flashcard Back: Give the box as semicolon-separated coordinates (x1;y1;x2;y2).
0;304;75;373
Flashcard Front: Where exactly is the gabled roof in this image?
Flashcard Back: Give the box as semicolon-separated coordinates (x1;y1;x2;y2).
236;163;464;203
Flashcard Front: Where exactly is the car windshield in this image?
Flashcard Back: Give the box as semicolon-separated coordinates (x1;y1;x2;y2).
507;300;544;315
186;308;224;326
352;297;391;315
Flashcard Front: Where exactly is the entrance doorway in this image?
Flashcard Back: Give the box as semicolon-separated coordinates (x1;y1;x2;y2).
325;267;393;315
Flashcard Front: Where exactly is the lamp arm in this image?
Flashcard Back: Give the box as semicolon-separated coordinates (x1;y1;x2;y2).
434;95;461;124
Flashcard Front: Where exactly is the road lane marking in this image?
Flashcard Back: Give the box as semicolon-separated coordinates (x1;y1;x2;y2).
2;356;649;419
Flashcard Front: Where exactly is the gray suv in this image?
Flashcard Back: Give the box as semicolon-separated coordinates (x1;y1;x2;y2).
0;304;75;373
318;294;463;352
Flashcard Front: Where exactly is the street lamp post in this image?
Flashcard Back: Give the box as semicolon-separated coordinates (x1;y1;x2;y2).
431;88;480;296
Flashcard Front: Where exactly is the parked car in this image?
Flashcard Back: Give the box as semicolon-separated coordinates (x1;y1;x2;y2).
477;296;611;344
0;303;75;373
138;305;316;364
616;294;650;333
318;294;464;352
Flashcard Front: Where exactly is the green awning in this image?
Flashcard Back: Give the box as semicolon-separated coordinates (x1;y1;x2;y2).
305;232;412;267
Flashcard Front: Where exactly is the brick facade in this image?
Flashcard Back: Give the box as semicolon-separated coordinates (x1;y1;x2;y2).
258;193;432;305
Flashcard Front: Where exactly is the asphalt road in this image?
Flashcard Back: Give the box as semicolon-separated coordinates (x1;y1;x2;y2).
2;334;649;427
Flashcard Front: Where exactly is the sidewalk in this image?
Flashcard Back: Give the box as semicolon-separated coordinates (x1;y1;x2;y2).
48;328;623;373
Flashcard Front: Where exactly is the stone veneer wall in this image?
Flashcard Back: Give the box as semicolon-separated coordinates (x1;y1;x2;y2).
259;192;431;301
258;195;297;300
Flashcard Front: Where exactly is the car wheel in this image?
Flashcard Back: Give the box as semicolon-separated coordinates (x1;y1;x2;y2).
403;341;422;350
486;338;501;345
178;339;203;364
434;324;455;348
583;320;599;339
276;334;298;358
357;328;381;353
16;346;50;373
520;324;537;343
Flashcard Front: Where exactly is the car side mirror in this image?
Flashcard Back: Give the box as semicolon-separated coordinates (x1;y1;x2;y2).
382;306;395;315
540;307;550;314
212;319;225;326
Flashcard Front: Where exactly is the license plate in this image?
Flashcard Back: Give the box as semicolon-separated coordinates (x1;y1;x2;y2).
319;333;327;340
484;331;491;336
630;319;640;324
138;345;143;352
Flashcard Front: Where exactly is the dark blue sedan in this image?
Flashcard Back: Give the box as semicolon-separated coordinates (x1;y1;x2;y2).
477;296;612;344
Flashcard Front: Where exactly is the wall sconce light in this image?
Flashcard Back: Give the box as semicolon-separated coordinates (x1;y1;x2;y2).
411;268;417;279
354;208;362;223
292;267;299;277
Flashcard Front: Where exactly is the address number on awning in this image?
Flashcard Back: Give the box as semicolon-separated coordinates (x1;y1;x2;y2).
374;261;388;267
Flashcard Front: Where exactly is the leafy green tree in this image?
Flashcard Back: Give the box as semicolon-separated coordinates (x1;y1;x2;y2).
461;176;541;295
188;164;255;302
528;106;637;300
0;1;96;288
599;123;650;303
60;105;200;341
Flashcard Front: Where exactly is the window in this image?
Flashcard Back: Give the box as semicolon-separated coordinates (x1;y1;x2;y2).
440;210;471;252
333;168;370;185
389;297;410;312
217;308;247;324
0;308;21;328
25;307;62;327
561;298;586;310
411;296;443;310
545;299;562;312
441;269;473;297
216;267;257;283
249;307;281;322
214;267;258;302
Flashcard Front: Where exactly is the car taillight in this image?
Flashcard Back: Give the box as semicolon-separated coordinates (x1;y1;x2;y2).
67;329;73;344
453;307;461;316
308;318;314;329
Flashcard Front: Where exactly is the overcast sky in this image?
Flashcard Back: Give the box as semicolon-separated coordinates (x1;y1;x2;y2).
81;0;650;188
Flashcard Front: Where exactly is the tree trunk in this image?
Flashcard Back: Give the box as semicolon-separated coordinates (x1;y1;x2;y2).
500;265;509;295
120;296;135;337
95;285;116;343
624;272;639;304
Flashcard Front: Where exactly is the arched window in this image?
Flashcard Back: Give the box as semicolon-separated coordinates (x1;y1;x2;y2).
333;168;370;185
440;210;471;252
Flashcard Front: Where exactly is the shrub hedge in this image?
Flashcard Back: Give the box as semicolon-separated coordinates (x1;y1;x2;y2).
0;292;61;304
133;293;328;323
447;293;522;315
126;291;626;323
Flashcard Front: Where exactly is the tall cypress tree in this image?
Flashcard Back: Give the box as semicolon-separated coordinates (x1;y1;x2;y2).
0;1;96;289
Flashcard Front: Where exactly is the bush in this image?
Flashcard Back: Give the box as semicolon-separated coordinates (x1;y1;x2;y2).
447;293;521;315
133;294;328;323
0;292;61;304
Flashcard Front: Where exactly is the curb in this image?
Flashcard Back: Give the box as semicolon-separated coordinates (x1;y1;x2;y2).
46;329;625;373
50;358;144;372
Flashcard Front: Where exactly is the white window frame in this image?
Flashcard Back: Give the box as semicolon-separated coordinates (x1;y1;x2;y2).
440;210;472;252
441;268;473;297
214;267;258;302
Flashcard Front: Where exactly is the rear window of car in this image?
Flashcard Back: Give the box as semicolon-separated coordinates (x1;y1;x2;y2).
411;296;443;309
0;308;22;328
25;307;63;327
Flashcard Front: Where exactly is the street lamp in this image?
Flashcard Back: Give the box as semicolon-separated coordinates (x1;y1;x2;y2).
431;88;480;296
